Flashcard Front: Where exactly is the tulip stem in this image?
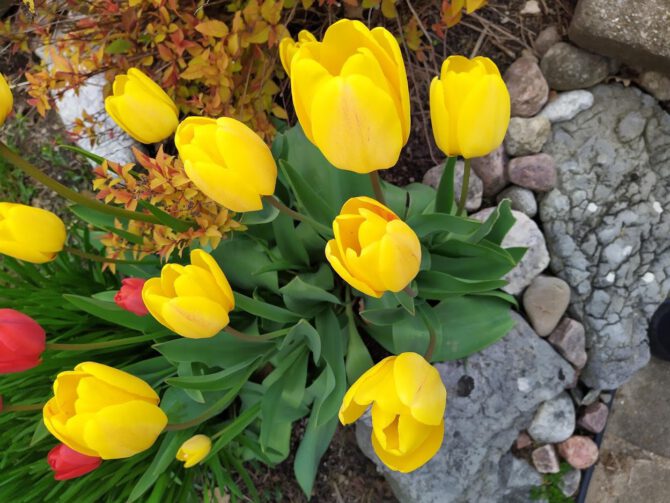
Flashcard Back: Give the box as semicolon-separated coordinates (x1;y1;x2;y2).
0;141;190;229
45;333;161;351
418;307;438;362
369;171;386;206
264;196;332;236
402;285;417;298
224;325;289;343
2;403;43;413
63;247;161;266
456;158;471;216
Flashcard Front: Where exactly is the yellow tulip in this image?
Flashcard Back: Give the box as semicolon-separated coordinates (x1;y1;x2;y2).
174;117;277;212
339;352;446;473
176;434;212;468
0;73;12;125
430;55;510;159
0;203;66;263
142;249;234;339
104;68;179;144
43;362;168;459
325;197;420;298
281;19;410;174
279;30;316;78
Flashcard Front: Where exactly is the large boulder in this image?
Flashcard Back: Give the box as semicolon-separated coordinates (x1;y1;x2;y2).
355;313;574;503
540;84;670;390
569;0;670;72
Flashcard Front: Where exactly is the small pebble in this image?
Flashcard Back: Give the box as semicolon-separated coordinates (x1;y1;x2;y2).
653;201;663;213
560;469;582;497
587;202;598;212
523;276;571;336
605;272;616;283
532;444;560;474
643;272;656;283
557;435;599;469
578;402;609;434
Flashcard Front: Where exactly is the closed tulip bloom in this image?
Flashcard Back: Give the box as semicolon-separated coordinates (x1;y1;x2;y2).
325;197;420;298
430;55;510;159
47;443;102;481
43;362;168;459
0;73;12;125
281;19;410;174
174;117;277;212
114;278;149;316
142;249;234;339
0;203;66;263
105;68;179;144
176;434;212;468
279;30;316;78
339;352;446;473
0;309;45;374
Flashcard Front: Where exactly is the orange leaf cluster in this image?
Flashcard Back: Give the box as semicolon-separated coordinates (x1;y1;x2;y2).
92;147;245;265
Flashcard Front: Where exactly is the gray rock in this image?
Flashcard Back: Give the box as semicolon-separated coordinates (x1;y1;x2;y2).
569;0;670;73
471;208;550;295
534;25;562;58
581;388;602;407
639;71;670;102
355;313;574;503
471;145;508;197
560;469;581;497
540;42;609;91
505;116;551;156
508;154;557;192
548;318;588;368
539;90;594;123
532;444;560;474
540;84;669;389
500;454;544;502
528;392;576;443
523;276;571;336
497;186;538;218
422;160;483;212
504;58;550;117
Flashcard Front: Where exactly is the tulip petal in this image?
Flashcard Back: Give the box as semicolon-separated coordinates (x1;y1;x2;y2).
54;371;87;416
290;57;332;142
83;400;168;459
393;353;446;425
357;209;390;250
345;244;386;296
75;362;160;403
457;75;510;158
105;89;178;144
0;240;52;263
74;377;149;415
333;213;365;257
160;264;184;297
127;68;178;115
310;74;403;173
173;265;229;307
397;413;433;454
142;278;172;330
429;78;455;157
371;419;444;472
190;249;235;311
339;356;395;424
371;402;398;451
162;296;229;339
341;196;398;222
43;398;99;457
378;220;421;292
325;241;379;298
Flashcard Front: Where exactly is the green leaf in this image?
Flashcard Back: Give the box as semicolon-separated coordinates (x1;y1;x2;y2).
429;248;517;282
280;275;341;317
128;430;193;502
467;199;515;245
360;307;411;326
166;357;261;391
240;196;280;225
314;309;346;426
280;319;322;364
91;290;118;302
432;295;516;360
405;182;437;218
63;294;160;332
58;144;105;164
279;159;334;224
105;38;133;54
435;157;457;214
407;212;480;238
393;288;415;315
345;321;373;383
272;212;310;266
213;235;279;292
234;291;302;323
416;271;508;300
205;402;261;460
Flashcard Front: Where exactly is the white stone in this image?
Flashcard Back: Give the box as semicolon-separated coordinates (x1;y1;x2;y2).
606;272;616;283
517;377;531;392
521;0;541;15
643;272;656;283
587;202;598;212
539;90;595;123
653;201;663;213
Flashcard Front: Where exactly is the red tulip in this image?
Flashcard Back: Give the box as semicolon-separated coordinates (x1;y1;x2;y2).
0;309;45;374
114;278;149;316
47;444;102;481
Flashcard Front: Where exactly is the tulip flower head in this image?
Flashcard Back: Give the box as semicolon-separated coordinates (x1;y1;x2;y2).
0;309;45;374
280;19;411;174
142;249;235;339
176;434;212;468
0;203;66;263
48;444;102;481
0;73;12;126
175;117;277;212
43;362;168;459
105;68;179;144
430;55;510;159
325;197;421;298
339;353;447;473
114;277;149;316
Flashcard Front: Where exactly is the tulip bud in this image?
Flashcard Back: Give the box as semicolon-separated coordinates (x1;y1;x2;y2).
0;309;46;374
104;68;179;144
176;434;212;468
0;203;66;263
282;19;411;173
430;55;510;159
325;197;421;298
142;249;235;339
43;362;168;459
0;73;12;126
48;444;102;481
174;116;277;212
114;278;149;316
339;352;447;473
